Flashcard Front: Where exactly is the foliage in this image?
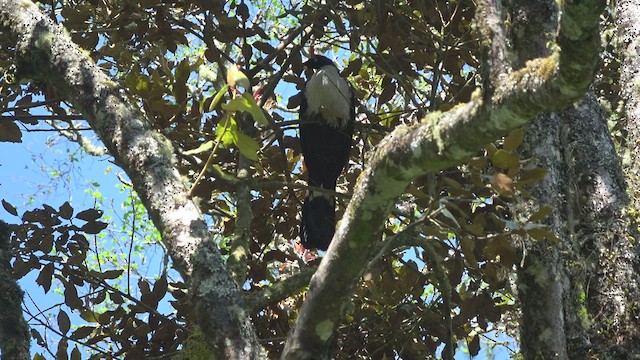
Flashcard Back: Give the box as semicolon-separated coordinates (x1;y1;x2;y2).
0;0;593;358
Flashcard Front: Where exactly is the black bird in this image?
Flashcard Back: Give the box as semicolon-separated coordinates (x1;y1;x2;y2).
299;54;355;250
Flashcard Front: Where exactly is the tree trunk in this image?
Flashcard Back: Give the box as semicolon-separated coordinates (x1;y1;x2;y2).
515;0;640;358
0;221;30;360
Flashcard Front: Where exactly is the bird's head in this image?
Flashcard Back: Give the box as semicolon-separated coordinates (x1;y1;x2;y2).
303;55;335;70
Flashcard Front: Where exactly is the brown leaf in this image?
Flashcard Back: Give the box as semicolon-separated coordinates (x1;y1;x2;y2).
64;281;83;309
491;173;514;196
70;326;94;340
0;120;22;142
58;202;74;220
58;310;71;334
80;220;108;234
36;263;54;293
253;41;275;54
75;209;103;221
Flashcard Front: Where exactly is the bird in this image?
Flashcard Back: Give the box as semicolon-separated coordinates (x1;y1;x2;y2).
299;53;355;251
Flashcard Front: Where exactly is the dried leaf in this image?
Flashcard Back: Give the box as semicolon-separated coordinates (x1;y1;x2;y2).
491;173;514;196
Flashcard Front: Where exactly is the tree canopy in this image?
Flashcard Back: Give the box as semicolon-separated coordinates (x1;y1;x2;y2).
0;0;615;359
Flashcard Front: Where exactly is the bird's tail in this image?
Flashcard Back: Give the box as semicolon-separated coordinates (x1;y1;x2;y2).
301;192;335;251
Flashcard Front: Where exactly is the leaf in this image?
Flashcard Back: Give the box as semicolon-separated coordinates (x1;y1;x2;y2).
517;167;549;186
64;281;83;309
216;117;237;146
208;85;230;112
491;173;514;196
222;93;268;125
2;199;17;216
58;310;71;334
378;76;396;104
253;41;275;54
460;237;478;268
210;165;239;183
56;339;68;360
0;120;22;142
58;202;73;220
80;221;108;234
184;140;214;155
527;228;560;241
226;64;250;90
71;347;81;360
79;310;100;323
503;128;524;152
75;209;103;221
36;263;54;293
491;150;519;169
528;206;554;222
70;326;94;340
235;133;260;161
31;329;45;346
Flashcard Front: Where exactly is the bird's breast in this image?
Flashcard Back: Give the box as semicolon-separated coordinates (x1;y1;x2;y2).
304;68;352;129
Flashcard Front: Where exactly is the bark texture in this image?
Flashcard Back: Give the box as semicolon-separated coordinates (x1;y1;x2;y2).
0;1;263;358
0;221;30;360
514;0;639;358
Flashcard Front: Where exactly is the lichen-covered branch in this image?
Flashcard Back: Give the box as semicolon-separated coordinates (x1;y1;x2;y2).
244;267;316;313
0;1;263;358
281;0;604;357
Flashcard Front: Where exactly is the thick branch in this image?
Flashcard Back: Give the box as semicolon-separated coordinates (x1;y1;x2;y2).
244;267;316;312
281;0;603;357
0;1;263;358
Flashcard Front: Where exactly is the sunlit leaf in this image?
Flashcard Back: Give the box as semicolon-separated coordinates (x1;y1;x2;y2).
222;93;268;125
208;85;230;112
235;133;260;161
184;140;215;155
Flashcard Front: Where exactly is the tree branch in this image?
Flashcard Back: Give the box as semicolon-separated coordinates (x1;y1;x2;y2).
281;0;603;357
0;1;264;358
244;267;316;313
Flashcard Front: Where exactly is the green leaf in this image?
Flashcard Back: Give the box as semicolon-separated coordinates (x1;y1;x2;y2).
528;206;554;222
184;140;215;155
517;167;549;186
216;117;237;146
492;149;519;169
211;165;239;183
235;133;260;161
503;128;524;152
208;84;230;112
222;93;268;125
